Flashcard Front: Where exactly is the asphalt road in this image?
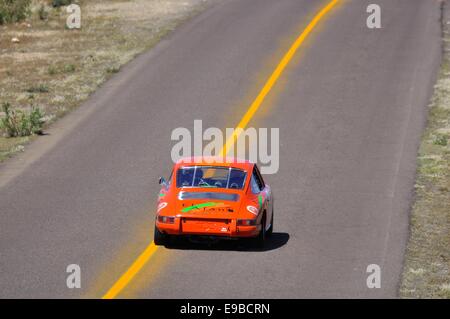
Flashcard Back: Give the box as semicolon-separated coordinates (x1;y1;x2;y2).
0;0;442;298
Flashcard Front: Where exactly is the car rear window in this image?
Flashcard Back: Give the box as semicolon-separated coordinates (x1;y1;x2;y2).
176;166;247;189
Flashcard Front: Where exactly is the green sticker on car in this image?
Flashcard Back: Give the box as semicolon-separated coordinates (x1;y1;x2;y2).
181;202;224;213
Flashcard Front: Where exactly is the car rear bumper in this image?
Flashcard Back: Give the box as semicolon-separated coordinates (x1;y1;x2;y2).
156;218;260;238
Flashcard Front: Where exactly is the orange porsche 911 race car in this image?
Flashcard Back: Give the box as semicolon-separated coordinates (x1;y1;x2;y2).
154;157;273;247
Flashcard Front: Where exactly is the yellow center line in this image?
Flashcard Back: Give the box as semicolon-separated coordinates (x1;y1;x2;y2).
102;242;158;299
222;0;340;156
101;0;340;299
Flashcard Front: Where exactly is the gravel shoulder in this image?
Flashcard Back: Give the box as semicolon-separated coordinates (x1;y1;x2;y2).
400;0;450;299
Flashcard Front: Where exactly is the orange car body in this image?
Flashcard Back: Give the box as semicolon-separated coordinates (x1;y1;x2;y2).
154;157;273;244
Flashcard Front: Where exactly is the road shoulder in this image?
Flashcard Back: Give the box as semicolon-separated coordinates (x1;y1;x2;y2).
400;0;450;299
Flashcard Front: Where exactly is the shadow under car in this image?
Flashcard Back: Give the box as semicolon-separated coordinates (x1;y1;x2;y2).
163;232;289;252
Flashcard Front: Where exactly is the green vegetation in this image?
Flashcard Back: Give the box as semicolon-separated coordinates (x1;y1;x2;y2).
48;65;57;75
433;134;448;147
0;102;44;137
0;0;31;24
51;0;73;8
26;84;49;93
106;66;120;74
63;64;76;73
38;4;48;21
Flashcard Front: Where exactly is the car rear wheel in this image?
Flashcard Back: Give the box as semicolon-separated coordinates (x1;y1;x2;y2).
254;214;266;248
154;224;166;246
267;208;273;237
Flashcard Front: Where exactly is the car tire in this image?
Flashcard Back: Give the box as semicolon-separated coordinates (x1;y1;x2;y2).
254;214;266;248
154;224;166;246
267;208;273;237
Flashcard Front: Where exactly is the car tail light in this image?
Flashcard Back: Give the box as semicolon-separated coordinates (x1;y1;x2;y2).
237;219;257;226
158;216;175;224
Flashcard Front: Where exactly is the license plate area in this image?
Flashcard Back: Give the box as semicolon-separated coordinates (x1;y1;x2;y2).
182;218;231;234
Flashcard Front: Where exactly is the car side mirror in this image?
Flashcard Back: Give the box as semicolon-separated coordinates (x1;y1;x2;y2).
159;177;167;186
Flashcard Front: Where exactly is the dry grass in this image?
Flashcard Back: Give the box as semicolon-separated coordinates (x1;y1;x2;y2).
0;0;212;161
400;2;450;299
